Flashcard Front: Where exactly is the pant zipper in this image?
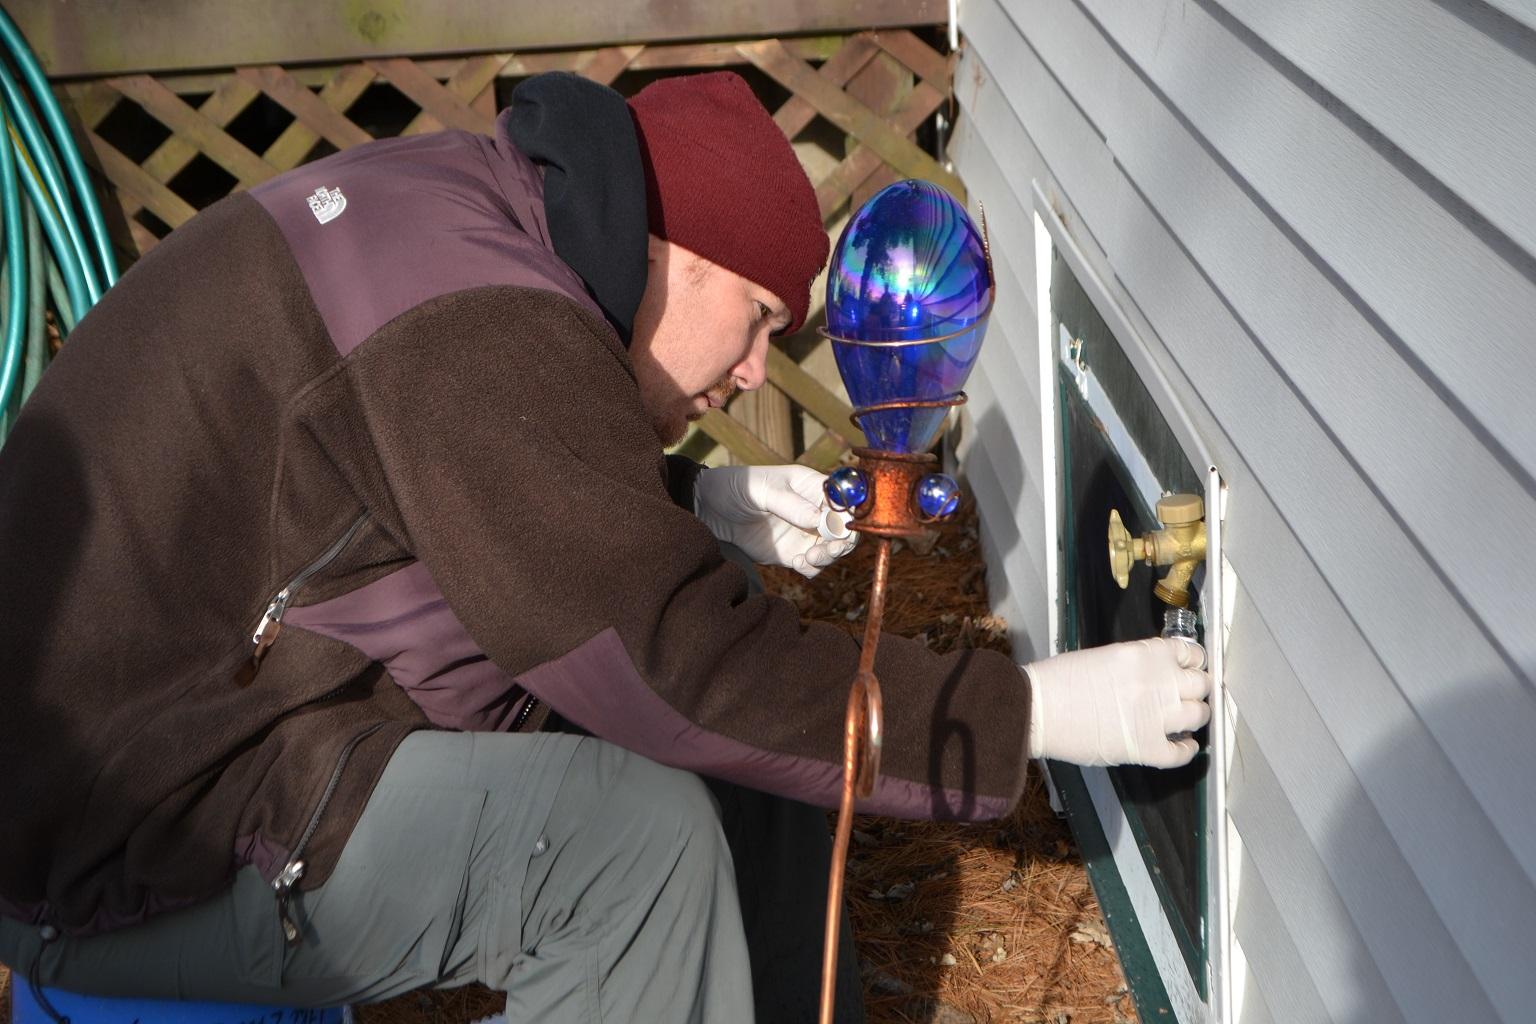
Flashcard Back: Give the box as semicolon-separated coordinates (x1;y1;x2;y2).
235;513;369;686
273;720;387;947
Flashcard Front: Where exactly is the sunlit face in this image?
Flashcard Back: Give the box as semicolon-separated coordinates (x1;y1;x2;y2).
629;236;792;446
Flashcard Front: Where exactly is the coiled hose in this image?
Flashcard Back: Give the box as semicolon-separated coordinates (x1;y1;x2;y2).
0;5;118;441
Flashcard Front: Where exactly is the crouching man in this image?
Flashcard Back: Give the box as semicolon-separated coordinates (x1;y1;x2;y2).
0;71;1209;1023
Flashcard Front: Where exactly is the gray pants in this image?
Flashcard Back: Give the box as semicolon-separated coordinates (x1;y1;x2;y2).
1;730;865;1022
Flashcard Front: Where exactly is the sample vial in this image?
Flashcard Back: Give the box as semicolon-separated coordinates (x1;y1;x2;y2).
1162;607;1198;641
818;505;853;541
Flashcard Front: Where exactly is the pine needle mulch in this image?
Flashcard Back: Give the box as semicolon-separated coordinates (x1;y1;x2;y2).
755;508;1137;1024
0;507;1135;1024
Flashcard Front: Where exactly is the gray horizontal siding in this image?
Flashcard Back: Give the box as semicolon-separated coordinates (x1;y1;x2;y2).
1232;848;1335;1024
963;434;1048;660
946;125;1052;661
1226;583;1504;1019
1206;0;1536;258
1071;0;1536;668
1482;0;1536;34
1222;471;1536;1019
1234;962;1277;1024
1229;716;1408;1023
950;0;1536;1019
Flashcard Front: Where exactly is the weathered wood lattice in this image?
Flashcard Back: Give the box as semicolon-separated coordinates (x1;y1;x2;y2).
59;31;958;468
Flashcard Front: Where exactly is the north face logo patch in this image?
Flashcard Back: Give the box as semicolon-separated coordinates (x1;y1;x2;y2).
306;186;347;224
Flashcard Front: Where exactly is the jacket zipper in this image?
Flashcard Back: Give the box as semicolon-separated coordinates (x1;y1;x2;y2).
273;720;387;947
236;513;369;686
511;694;540;731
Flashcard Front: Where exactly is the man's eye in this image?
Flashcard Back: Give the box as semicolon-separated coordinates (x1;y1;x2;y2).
755;301;770;323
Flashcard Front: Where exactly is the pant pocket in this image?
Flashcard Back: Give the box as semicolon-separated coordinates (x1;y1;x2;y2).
230;865;289;988
280;785;487;989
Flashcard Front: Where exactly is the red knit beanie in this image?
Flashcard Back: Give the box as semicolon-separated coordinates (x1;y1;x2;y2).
628;71;829;334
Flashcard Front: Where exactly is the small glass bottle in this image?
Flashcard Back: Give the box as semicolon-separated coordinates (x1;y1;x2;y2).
1162;607;1198;641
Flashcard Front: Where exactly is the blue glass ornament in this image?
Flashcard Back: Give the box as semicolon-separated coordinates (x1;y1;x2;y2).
915;473;962;520
824;180;993;454
825;466;869;511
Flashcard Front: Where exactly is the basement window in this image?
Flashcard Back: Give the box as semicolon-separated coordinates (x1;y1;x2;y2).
1049;242;1209;1001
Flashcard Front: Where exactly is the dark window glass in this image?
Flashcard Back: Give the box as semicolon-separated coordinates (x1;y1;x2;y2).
1052;246;1207;988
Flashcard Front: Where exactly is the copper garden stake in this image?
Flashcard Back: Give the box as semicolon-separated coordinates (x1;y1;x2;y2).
819;444;959;1024
814;180;994;1024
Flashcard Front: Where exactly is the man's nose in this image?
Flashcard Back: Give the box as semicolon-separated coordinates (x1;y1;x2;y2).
733;337;770;392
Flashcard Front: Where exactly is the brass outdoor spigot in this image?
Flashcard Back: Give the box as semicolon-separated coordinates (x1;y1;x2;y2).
1107;493;1207;608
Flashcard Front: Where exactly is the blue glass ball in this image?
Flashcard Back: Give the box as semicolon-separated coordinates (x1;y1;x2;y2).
825;466;869;511
915;473;961;520
826;180;992;342
824;180;993;454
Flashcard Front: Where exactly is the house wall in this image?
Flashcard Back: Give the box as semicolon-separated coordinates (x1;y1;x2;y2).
947;2;1536;1021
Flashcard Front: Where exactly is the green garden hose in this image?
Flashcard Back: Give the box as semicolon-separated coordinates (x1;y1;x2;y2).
6;118;90;323
0;110;26;424
0;200;42;438
45;248;75;333
21;200;46;406
0;11;119;442
0;5;116;289
0;58;98;305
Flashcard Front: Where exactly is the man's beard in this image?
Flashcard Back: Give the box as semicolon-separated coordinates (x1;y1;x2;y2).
652;375;737;448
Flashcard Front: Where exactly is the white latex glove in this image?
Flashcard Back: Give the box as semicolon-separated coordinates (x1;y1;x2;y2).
1023;638;1212;768
694;464;858;579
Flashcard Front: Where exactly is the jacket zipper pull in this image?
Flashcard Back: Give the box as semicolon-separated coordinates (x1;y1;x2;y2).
253;588;293;662
235;589;291;687
273;858;305;947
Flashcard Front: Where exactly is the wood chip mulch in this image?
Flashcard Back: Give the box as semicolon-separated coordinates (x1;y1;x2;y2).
0;503;1135;1024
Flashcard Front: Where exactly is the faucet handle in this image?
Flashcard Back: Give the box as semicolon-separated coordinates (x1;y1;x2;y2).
1156;493;1204;527
1107;508;1142;589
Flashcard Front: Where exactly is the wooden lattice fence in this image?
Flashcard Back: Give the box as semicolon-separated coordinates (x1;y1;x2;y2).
56;31;958;469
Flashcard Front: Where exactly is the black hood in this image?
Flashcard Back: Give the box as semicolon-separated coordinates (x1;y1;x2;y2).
504;72;649;345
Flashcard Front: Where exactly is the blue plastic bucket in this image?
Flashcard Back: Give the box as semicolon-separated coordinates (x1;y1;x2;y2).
9;983;350;1024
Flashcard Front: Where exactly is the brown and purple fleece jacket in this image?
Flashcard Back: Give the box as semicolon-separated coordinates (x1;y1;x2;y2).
0;74;1030;938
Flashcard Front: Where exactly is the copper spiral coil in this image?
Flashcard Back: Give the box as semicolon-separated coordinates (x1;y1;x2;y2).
820;536;889;1024
850;391;968;424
